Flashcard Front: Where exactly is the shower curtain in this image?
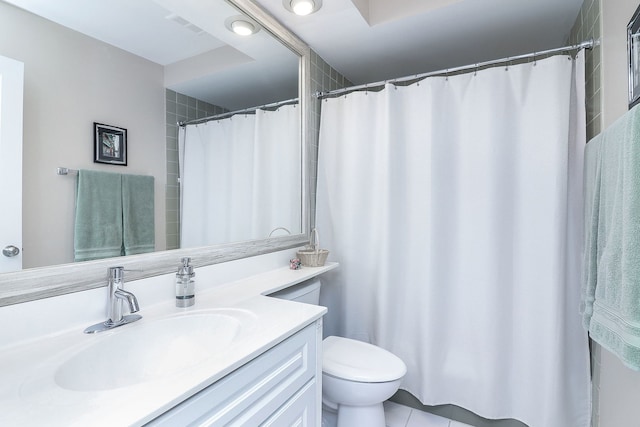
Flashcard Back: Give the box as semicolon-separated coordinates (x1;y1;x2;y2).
179;104;300;247
316;53;590;427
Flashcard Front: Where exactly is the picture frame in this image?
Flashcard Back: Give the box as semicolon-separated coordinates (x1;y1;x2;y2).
628;4;640;109
94;122;127;166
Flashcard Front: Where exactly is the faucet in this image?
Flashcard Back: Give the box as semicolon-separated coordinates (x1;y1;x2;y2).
84;266;142;334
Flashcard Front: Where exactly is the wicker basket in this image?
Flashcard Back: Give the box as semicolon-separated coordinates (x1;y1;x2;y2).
296;248;330;267
297;228;329;267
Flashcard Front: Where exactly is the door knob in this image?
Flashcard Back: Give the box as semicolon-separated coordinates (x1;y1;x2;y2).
2;245;20;257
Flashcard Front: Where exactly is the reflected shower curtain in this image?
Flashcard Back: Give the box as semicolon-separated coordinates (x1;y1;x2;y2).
316;53;590;427
179;104;300;247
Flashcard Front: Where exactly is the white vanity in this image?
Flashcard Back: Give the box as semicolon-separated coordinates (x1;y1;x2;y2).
150;321;321;426
0;258;337;426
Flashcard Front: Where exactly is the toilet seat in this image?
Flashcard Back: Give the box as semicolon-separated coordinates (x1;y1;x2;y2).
322;336;407;383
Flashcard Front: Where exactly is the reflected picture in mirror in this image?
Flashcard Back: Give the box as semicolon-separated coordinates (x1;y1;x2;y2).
94;123;127;166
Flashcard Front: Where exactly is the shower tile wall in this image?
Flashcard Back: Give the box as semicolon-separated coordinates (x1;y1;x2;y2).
309;49;352;227
164;90;227;250
568;0;602;425
569;0;603;141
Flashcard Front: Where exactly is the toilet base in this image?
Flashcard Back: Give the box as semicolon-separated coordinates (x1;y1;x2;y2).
321;402;338;427
337;402;386;427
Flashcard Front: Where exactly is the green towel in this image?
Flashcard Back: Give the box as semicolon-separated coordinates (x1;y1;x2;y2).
580;135;602;329
122;174;155;255
582;105;640;370
74;170;123;261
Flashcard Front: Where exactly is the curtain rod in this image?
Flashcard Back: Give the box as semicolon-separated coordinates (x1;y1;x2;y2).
178;97;299;127
315;39;597;99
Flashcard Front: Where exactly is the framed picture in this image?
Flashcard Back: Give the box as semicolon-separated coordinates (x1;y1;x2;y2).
94;122;127;166
628;4;640;109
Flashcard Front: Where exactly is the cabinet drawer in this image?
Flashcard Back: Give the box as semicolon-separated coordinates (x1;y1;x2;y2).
147;322;318;426
261;378;317;427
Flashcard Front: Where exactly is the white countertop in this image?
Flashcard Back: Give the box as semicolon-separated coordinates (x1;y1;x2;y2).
0;262;337;426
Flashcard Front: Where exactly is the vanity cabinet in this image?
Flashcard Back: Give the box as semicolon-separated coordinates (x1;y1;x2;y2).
147;320;322;426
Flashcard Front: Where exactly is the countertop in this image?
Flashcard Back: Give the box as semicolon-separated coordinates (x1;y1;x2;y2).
0;262;337;426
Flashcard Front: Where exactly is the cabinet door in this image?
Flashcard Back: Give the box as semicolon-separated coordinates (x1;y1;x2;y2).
147;321;320;426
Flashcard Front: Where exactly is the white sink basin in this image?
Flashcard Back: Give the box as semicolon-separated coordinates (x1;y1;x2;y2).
54;309;256;391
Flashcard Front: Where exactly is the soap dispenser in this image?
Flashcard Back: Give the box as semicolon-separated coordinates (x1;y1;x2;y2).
176;257;195;307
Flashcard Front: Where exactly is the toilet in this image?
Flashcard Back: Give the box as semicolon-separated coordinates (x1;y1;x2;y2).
270;279;407;427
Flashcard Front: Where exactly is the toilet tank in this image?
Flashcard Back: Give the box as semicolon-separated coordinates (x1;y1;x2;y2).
269;278;321;305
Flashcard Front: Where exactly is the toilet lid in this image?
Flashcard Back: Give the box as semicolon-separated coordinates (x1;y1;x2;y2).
322;336;407;382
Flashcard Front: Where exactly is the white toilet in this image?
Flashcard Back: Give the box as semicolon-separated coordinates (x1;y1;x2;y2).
270;279;407;427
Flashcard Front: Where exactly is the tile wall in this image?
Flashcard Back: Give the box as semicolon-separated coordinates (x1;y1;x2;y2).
569;0;603;141
308;49;353;227
568;0;602;425
164;90;227;250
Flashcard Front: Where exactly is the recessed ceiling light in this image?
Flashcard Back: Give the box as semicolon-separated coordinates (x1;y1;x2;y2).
224;15;260;36
283;0;322;16
231;20;255;35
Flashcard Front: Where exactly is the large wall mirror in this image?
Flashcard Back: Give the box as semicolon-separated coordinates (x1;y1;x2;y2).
0;0;311;306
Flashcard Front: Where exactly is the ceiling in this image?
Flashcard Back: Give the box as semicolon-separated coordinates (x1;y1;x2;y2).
2;0;585;107
257;0;586;85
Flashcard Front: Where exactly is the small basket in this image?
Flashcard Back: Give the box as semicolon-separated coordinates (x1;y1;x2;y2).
296;248;330;267
296;228;330;267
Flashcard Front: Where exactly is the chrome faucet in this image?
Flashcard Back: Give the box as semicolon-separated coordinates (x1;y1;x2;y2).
84;266;142;334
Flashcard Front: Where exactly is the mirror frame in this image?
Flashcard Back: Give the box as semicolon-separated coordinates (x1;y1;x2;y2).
0;0;311;307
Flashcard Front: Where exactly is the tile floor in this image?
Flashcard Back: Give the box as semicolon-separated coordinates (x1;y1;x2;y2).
384;401;474;427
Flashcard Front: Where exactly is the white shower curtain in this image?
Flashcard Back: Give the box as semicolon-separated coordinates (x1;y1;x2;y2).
179;104;300;247
316;53;590;427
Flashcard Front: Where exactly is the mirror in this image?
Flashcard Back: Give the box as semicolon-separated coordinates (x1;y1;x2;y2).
629;3;640;109
0;0;311;306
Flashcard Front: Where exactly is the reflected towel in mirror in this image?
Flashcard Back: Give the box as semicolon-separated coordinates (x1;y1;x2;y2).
122;174;155;255
74;170;123;261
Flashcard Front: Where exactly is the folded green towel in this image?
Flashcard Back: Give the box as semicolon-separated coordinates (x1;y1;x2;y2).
582;105;640;370
74;170;123;261
122;174;155;255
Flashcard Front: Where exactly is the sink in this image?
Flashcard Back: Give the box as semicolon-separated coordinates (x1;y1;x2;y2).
54;309;256;391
